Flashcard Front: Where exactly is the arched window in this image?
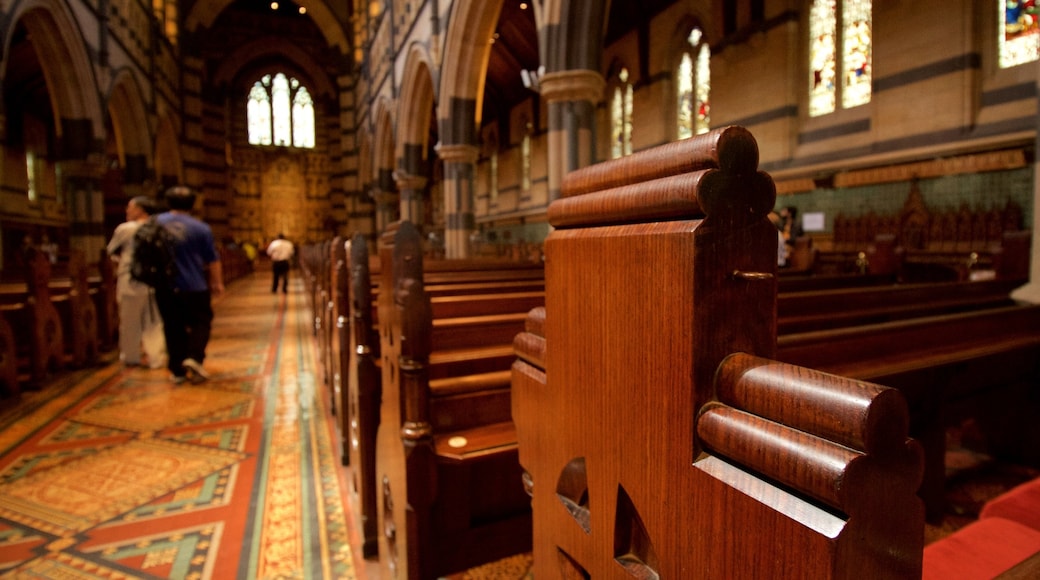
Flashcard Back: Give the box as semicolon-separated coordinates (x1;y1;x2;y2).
247;73;316;149
677;26;711;140
611;68;633;159
1001;0;1040;68
521;120;533;192
809;0;871;117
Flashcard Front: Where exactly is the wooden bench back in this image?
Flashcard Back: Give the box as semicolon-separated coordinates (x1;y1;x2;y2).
513;126;925;578
372;221;538;577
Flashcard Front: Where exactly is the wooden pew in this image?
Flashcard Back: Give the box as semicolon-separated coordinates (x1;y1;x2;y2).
512;126;925;577
777;303;1040;521
373;221;536;578
336;229;545;561
0;311;17;398
92;248;119;351
777;277;1024;334
329;236;349;464
344;233;381;558
55;249;100;368
1;250;65;386
0;248;114;395
300;239;338;413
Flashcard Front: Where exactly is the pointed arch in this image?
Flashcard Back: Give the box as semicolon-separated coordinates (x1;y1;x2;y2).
358;130;373;192
438;0;504;144
211;36;337;98
396;44;438;168
107;70;153;166
372;97;396;187
3;0;105;145
154;111;183;187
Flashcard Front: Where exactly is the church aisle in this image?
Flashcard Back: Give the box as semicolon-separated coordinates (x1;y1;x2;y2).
0;272;358;579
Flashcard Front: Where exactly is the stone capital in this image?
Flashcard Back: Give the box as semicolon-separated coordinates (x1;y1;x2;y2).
539;69;606;104
435;143;480;165
392;170;428;191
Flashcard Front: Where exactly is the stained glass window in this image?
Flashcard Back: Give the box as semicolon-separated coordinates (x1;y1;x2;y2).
810;0;870;116
292;87;315;148
842;0;871;109
246;73;315;149
677;27;711;140
489;152;499;203
26;152;37;202
1001;0;1040;68
611;68;633;159
521;121;532;192
248;79;272;146
810;0;837;116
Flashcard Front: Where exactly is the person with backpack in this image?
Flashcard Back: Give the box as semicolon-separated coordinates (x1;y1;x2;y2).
154;185;225;384
106;196;168;369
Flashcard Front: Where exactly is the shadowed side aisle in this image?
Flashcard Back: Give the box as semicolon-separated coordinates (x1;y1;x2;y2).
0;272;357;579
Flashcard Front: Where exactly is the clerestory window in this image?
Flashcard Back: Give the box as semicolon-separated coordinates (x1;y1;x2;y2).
611;68;633;159
809;0;871;117
1000;0;1040;68
677;26;710;140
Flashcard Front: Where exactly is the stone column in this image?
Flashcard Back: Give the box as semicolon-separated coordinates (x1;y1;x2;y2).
393;171;428;225
539;70;605;201
60;157;106;264
371;188;399;235
1011;62;1040;303
434;143;479;259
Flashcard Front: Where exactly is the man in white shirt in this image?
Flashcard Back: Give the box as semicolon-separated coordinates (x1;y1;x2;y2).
266;234;294;294
106;196;168;368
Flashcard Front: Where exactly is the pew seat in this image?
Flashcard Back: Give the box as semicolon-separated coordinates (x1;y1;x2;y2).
924;518;1040;580
979;476;1040;532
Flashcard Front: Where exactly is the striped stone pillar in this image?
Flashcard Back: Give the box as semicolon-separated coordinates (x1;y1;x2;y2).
434;143;479;259
61;158;106;263
371;188;399;234
393;171;427;225
539;70;605;201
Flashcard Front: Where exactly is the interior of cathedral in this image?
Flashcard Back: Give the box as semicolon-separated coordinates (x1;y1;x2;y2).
1;0;1040;577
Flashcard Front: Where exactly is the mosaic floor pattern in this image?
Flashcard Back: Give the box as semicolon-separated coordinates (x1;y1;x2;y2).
0;273;356;579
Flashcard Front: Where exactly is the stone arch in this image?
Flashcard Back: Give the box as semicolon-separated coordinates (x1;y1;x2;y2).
437;0;504;145
107;69;154;169
371;97;398;230
183;0;350;56
358;130;373;192
3;0;105;149
372;97;396;187
211;37;337;99
396;43;437;168
154;111;183;188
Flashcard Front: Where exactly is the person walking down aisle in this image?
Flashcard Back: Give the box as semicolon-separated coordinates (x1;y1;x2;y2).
106;196;168;369
266;233;294;294
155;186;225;384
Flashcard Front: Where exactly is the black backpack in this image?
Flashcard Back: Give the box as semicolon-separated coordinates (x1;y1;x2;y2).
130;217;178;290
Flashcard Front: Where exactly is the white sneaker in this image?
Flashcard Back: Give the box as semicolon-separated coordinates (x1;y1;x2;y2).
182;358;210;382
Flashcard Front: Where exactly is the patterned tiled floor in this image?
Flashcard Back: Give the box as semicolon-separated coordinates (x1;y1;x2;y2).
0;272;356;578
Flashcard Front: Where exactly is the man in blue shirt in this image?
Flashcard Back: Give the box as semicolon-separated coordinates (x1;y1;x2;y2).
155;186;225;384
